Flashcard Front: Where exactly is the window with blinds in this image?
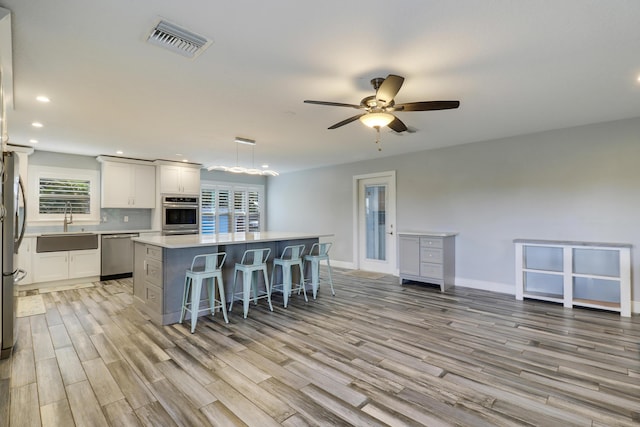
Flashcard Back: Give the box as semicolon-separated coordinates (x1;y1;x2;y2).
39;177;91;214
200;183;263;234
28;165;100;223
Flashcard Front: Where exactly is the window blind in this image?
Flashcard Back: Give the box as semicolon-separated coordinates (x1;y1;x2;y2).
39;177;91;214
200;184;262;234
201;188;215;234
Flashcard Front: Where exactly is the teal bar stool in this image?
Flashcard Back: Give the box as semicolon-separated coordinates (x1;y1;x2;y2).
229;248;273;318
270;244;307;308
179;252;228;333
303;242;335;299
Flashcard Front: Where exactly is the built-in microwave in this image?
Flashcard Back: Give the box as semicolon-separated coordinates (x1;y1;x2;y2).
161;195;199;235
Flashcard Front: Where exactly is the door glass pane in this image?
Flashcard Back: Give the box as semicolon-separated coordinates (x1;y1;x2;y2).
365;184;386;260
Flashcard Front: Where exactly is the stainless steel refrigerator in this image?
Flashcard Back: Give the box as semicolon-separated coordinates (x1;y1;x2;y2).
1;151;27;359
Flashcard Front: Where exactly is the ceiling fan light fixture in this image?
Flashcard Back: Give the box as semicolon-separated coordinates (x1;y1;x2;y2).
359;112;394;128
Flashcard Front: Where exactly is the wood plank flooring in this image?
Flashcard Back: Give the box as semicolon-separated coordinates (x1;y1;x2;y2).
1;270;640;426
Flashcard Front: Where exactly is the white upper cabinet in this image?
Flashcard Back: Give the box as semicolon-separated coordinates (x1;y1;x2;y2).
98;157;156;208
158;164;200;195
131;164;156;207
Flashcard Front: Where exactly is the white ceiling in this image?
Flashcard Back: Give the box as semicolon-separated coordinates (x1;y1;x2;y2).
2;0;640;173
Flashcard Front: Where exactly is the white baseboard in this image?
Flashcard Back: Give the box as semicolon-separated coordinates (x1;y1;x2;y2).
455;277;640;315
454;277;515;295
330;259;354;270
17;276;100;292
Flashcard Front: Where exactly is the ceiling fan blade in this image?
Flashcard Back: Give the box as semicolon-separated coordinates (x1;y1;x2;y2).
328;114;365;129
387;116;408;133
304;100;361;109
395;100;460;111
376;74;404;104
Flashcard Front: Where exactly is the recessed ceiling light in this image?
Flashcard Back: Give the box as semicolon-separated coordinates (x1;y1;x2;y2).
261;164;269;168
182;159;188;162
29;139;38;144
31;122;43;128
175;153;183;156
116;150;123;155
36;95;50;103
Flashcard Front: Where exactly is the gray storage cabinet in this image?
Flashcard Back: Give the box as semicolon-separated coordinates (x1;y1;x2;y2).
398;232;457;292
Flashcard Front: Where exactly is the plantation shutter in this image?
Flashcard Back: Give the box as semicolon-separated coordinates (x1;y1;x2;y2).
200;188;215;233
248;190;260;232
217;189;231;233
233;191;247;232
39;177;91;214
200;184;262;234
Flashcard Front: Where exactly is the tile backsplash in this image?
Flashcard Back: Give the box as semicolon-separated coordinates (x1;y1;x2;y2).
26;208;153;234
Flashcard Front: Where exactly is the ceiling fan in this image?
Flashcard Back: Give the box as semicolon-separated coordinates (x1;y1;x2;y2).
304;74;460;133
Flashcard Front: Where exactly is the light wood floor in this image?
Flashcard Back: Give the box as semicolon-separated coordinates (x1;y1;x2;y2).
1;270;640;426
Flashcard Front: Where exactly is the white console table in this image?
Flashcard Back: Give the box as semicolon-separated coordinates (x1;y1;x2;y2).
514;239;631;317
398;232;457;292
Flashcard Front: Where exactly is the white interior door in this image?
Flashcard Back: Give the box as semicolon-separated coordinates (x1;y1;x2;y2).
356;172;396;274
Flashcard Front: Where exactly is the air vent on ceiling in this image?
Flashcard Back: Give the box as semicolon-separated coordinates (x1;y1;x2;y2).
147;20;211;59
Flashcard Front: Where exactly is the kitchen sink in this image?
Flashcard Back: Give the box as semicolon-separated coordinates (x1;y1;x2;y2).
36;233;99;253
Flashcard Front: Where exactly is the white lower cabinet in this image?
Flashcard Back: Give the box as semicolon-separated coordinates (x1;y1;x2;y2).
69;250;101;278
33;249;100;283
33;252;69;283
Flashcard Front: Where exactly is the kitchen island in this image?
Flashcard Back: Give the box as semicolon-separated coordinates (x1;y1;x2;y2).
132;232;329;325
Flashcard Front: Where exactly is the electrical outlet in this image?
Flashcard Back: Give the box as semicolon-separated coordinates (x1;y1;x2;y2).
102;215;107;222
123;216;129;223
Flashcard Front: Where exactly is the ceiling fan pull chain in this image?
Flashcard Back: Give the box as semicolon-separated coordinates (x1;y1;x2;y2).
375;127;382;151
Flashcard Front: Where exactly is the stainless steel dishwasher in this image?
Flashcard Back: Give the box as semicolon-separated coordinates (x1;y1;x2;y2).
100;233;139;280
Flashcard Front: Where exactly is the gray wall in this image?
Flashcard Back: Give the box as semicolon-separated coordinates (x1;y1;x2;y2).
267;116;640;302
29;150;101;170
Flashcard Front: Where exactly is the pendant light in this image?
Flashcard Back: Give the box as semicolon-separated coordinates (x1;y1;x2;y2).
207;137;279;176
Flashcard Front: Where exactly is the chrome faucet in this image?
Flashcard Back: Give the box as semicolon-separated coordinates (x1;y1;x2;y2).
63;201;73;232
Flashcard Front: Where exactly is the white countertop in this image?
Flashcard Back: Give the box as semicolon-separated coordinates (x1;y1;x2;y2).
25;229;160;238
513;238;632;248
398;231;458;237
132;232;332;249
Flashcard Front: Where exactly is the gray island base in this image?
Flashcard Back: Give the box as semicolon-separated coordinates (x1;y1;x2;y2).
132;232;329;325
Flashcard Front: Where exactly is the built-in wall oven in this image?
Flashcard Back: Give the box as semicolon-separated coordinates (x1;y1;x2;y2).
162;194;199;235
